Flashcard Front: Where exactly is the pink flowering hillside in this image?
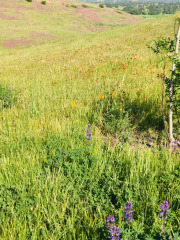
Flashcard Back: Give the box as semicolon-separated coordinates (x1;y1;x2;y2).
0;0;144;48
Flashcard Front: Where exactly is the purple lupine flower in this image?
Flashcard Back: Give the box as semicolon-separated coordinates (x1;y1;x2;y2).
86;124;92;144
111;216;115;222
124;201;133;224
172;141;178;151
106;216;120;240
106;217;110;222
159;201;169;219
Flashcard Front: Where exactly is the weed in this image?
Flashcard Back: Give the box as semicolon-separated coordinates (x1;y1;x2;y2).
0;85;16;110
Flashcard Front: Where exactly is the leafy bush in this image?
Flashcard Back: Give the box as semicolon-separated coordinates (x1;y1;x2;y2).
41;1;46;5
70;4;78;8
26;0;32;2
0;85;16;110
82;4;89;8
99;3;104;8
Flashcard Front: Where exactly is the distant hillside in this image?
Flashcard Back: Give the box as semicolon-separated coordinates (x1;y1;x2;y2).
80;0;179;3
0;0;145;49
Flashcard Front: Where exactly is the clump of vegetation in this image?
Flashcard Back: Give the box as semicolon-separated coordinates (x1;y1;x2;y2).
121;2;180;15
41;1;46;5
82;4;89;8
70;4;78;8
99;3;104;8
0;85;16;110
1;132;179;239
26;0;32;2
89;92;132;142
105;1;180;15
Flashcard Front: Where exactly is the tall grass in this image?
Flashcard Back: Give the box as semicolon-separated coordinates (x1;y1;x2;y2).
0;12;180;239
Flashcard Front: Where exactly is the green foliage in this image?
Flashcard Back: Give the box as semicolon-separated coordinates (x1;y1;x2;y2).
70;4;78;8
1;7;180;239
26;0;32;2
99;3;104;8
0;133;180;239
173;57;180;116
121;2;180;15
150;36;180;135
0;85;16;110
82;4;89;8
149;37;175;55
41;1;46;5
89;93;132;142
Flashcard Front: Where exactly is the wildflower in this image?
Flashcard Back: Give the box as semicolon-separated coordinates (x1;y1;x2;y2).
78;104;82;108
120;108;122;111
172;141;178;151
106;216;120;240
124;201;133;224
102;96;104;99
86;124;92;144
98;95;101;100
72;102;76;107
159;201;169;219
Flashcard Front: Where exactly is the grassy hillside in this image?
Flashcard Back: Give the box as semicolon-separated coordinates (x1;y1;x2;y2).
0;1;180;239
0;0;143;49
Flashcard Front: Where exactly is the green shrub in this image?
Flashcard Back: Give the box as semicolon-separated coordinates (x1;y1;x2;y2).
99;3;104;8
26;0;32;2
70;4;78;8
41;1;46;5
82;4;89;8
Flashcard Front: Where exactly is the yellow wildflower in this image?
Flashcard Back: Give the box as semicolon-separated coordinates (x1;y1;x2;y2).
72;102;76;107
78;104;82;108
98;95;101;100
120;108;123;111
102;96;104;99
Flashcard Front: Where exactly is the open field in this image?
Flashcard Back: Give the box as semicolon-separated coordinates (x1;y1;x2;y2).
0;0;180;239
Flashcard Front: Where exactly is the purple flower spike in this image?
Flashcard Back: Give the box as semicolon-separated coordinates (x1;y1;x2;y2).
111;216;115;223
159;201;169;219
172;141;178;151
106;216;120;240
86;124;92;145
106;217;110;222
124;201;133;224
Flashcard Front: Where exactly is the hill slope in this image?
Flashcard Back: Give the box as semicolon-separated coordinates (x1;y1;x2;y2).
0;2;180;239
0;0;144;48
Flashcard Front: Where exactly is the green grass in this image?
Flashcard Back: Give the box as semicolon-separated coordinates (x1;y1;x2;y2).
0;2;180;239
140;14;169;19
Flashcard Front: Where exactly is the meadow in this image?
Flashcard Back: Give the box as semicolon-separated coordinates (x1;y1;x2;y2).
0;0;180;239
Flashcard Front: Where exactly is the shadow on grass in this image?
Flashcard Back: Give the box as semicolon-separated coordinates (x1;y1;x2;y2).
128;97;164;132
89;92;164;140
